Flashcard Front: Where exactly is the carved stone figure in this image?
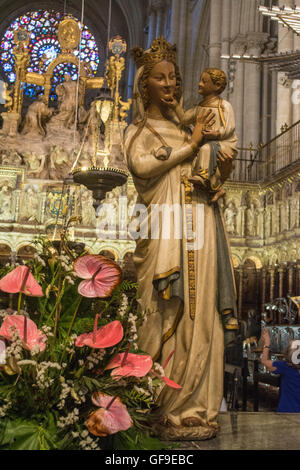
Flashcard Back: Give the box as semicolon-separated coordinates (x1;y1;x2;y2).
0;181;13;221
124;37;238;441
21;94;54;137
97;191;118;227
23;152;47;179
1;149;23;167
49;75;85;130
49;146;72;180
19;186;40;223
80;189;96;227
246;203;258;237
224;201;237;235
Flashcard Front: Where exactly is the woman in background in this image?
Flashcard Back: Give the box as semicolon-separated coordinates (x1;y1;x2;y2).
260;329;300;413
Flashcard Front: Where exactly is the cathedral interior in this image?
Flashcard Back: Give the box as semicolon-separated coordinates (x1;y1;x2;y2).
1;0;300;450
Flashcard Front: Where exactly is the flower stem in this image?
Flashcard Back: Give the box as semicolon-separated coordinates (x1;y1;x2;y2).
121;342;131;366
93;314;99;345
66;297;82;338
17;292;22;314
59;297;82;365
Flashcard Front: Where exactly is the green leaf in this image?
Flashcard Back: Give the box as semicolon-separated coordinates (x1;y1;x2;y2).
113;427;169;451
0;418;58;450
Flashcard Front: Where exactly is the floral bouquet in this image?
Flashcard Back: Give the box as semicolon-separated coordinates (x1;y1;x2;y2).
0;237;180;450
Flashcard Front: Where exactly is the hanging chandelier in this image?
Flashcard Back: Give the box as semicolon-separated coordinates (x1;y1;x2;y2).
72;34;131;211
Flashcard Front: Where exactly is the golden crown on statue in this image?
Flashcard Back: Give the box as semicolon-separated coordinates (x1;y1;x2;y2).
131;35;177;69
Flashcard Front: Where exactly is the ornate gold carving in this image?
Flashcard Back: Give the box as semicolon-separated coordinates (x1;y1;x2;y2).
13;29;30;50
119;97;132;123
132;35;177;69
3;83;13;111
182;178;196;320
109;36;127;57
58;18;81;51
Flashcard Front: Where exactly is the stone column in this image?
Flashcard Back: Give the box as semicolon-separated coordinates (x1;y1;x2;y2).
169;0;181;44
238;266;244;320
269;267;276;302
220;0;231;89
208;0;222;68
271;71;277;140
276;0;294;133
258;207;264;240
243;33;268;152
278;267;285;298
288;265;294;295
231;38;246;178
126;56;135;101
240;205;247;238
262;63;269;146
155;6;164;37
261;267;267;311
297;264;300;295
177;0;188;84
293;0;300;123
147;8;157;48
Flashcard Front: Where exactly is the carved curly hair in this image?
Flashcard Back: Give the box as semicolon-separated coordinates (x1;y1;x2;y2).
139;61;182;110
203;68;227;95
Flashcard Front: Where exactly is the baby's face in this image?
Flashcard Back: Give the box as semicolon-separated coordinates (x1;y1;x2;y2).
198;72;220;97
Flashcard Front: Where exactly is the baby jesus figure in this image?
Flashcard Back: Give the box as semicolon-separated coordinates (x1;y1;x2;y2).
164;68;238;203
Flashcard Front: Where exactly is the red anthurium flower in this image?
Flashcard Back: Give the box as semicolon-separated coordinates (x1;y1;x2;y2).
105;343;153;378
152;350;182;390
0;266;43;297
73;255;122;298
0;315;47;352
75;315;123;349
86;391;133;437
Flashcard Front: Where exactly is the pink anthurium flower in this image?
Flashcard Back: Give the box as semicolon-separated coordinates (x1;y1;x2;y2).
0;266;43;297
73;255;122;298
105;343;153;378
0;315;47;352
85;391;133;437
152;350;182;390
75;315;123;349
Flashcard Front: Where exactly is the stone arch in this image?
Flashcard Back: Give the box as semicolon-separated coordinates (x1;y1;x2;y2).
16;244;37;260
243;256;263;269
231;253;241;268
98;249;117;261
0;238;14;251
0;243;11;266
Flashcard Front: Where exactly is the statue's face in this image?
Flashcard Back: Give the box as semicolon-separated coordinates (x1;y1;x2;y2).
147;60;176;107
198;72;220;97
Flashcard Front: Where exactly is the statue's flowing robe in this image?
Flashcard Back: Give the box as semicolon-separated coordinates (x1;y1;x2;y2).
125;117;236;428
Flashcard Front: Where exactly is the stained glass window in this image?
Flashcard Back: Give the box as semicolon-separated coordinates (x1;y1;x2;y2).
0;10;100;100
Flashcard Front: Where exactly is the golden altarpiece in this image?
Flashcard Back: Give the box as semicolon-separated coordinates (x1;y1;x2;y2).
0;18;136;275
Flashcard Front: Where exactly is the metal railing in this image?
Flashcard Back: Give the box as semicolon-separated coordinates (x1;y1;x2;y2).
230;120;300;183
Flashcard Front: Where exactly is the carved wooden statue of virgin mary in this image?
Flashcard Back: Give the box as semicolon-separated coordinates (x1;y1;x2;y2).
125;36;238;441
